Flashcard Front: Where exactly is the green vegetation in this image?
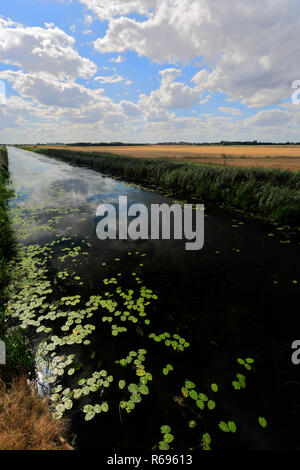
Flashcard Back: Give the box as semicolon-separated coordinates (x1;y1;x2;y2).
29;147;300;224
0;145;12;325
154;425;175;451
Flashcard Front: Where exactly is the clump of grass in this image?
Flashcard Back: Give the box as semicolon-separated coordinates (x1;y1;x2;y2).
0;375;72;450
32;147;300;224
2;328;36;381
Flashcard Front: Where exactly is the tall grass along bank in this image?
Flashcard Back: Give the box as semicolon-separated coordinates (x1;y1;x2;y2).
31;147;300;225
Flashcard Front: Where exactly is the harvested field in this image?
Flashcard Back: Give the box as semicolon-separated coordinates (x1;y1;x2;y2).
34;145;300;172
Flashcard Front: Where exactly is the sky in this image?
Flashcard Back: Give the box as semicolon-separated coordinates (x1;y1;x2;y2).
0;0;300;143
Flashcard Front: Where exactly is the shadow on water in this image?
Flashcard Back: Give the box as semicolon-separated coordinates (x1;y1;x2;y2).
7;146;300;450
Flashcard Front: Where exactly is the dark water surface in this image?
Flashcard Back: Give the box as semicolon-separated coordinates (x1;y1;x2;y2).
7;146;300;450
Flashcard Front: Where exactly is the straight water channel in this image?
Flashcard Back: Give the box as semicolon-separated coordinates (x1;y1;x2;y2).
7;146;299;450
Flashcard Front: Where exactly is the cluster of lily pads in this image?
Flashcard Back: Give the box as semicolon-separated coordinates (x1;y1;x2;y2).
5;235;161;424
181;379;217;411
58;244;90;262
98;280;158;335
163;358;268;450
116;349;153;413
149;332;190;352
118;349;151;376
11;203;82;241
153;425;175;451
120;379;150;413
51;369;113;420
162;364;174;376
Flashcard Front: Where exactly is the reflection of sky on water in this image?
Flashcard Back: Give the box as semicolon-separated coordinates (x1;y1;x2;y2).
8;147;182;218
7;147;186;248
8;147;141;215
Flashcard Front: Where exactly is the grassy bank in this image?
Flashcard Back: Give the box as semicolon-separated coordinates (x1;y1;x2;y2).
30;147;300;225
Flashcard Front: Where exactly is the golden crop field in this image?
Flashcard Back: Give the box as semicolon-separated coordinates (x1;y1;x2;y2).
36;145;300;172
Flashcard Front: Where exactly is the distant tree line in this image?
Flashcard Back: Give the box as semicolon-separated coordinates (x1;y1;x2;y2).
12;140;300;146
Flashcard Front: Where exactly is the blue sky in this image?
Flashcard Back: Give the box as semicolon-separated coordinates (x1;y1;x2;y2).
0;0;300;143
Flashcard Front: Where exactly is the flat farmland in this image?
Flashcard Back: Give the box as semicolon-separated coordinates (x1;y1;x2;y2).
37;145;300;172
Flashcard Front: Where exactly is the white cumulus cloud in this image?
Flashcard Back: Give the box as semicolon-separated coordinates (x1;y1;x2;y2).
0;17;97;79
78;0;159;21
90;0;300;107
218;107;243;116
138;68;200;121
94;74;129;84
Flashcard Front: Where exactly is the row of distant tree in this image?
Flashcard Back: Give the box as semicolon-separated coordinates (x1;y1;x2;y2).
156;141;300;146
10;141;300;146
36;142;149;147
32;141;300;146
